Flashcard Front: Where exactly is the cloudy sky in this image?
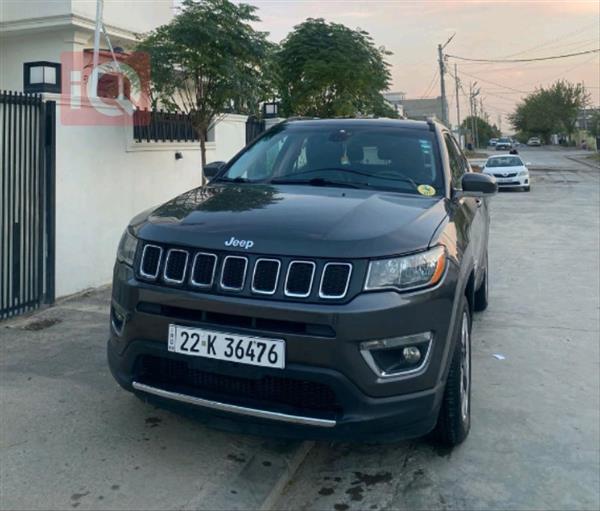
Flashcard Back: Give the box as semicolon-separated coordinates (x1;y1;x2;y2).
246;0;600;129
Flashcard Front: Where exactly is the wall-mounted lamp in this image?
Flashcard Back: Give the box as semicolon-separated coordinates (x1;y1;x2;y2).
23;61;62;93
262;101;280;119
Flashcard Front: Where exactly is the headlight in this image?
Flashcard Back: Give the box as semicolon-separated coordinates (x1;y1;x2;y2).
117;229;138;266
365;245;446;292
518;170;528;176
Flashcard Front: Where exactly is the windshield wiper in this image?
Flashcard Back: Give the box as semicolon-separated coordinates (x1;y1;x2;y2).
214;176;250;183
271;177;364;189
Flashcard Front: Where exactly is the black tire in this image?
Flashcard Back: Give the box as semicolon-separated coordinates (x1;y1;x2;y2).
434;298;471;447
473;259;489;312
524;185;531;192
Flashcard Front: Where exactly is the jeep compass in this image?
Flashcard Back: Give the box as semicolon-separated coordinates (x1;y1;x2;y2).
108;119;497;445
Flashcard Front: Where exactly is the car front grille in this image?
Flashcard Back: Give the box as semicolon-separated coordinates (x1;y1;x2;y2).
493;172;517;178
136;242;354;302
135;355;341;415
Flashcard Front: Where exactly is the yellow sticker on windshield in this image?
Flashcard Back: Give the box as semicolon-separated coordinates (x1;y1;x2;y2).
417;184;436;196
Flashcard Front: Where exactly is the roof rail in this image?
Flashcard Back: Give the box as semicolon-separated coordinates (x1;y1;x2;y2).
425;117;437;131
286;116;320;122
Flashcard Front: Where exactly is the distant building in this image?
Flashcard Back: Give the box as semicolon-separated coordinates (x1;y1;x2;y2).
383;91;405;117
383;92;447;122
576;107;600;130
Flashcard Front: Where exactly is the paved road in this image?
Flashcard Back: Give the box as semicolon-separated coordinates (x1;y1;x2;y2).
0;289;308;510
473;146;598;172
1;150;598;511
273;164;600;510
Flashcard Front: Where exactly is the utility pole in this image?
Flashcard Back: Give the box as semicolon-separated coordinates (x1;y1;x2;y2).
438;34;455;127
468;82;480;149
454;63;461;143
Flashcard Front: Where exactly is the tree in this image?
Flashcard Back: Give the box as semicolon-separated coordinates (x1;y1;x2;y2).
509;80;588;143
136;0;273;166
275;18;394;118
460;116;500;147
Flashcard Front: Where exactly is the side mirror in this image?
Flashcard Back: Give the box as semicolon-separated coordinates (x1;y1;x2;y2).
457;173;498;198
203;161;226;181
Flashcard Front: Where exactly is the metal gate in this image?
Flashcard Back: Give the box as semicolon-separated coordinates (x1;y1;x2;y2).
1;91;55;320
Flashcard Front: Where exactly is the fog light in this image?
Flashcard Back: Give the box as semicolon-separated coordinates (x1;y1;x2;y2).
360;332;433;380
402;346;421;363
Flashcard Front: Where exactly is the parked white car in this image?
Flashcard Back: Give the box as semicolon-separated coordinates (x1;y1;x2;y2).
482;155;530;191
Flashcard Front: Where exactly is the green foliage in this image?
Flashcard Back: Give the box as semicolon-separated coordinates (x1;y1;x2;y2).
460;116;501;147
275;18;394;118
136;0;273;163
509;80;588;143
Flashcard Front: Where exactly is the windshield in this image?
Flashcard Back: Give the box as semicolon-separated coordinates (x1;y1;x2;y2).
486;156;523;168
218;124;443;196
497;138;511;144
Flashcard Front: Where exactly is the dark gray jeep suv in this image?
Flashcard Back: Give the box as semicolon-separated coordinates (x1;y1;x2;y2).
108;119;497;446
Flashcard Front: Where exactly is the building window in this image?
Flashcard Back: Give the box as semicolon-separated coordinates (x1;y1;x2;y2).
23;61;62;93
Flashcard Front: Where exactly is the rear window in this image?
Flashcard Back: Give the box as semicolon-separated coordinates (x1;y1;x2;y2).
220;124;444;196
487;156;522;167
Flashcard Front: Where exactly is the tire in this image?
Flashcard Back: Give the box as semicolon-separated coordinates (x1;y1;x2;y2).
524;185;531;192
433;298;471;447
473;258;489;312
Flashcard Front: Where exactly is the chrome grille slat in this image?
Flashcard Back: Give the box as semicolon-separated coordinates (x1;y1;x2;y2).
139;244;163;280
284;261;316;298
163;249;189;284
319;262;352;299
220;256;248;291
137;243;353;301
190;252;217;288
251;258;281;295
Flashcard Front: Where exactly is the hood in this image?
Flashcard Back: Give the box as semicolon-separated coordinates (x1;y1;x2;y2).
132;184;449;258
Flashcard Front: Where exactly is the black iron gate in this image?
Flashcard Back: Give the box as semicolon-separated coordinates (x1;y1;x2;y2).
1;91;55;320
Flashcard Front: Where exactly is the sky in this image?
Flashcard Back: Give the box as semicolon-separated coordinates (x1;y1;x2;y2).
244;0;600;130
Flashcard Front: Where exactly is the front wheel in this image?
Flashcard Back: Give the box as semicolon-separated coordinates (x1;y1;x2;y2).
523;185;531;192
434;298;471;447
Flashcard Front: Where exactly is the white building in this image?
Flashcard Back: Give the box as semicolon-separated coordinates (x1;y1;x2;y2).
1;1;250;311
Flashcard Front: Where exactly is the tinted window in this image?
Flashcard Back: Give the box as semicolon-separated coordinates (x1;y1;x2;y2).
220;124;443;196
444;133;465;188
486;156;523;167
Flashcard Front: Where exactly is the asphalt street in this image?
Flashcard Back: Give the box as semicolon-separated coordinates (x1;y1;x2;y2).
274;148;600;510
1;147;598;511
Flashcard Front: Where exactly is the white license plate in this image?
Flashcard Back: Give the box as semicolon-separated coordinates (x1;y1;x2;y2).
167;324;285;369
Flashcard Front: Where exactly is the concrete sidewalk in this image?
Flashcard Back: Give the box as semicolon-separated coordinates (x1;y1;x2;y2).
0;289;309;510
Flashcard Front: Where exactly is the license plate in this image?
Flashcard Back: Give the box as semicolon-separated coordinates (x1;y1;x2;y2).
168;324;285;369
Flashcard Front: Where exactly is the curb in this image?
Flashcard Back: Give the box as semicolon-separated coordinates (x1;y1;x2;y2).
564;155;600;170
260;440;314;510
192;439;314;510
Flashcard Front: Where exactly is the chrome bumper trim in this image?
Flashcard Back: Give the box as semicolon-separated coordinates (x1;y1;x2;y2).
132;381;337;428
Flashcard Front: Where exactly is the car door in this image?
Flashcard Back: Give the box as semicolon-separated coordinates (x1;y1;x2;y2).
443;133;486;280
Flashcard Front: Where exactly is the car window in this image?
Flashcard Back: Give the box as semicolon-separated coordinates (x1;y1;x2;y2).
221;124;444;196
486;156;523;168
444;133;465;189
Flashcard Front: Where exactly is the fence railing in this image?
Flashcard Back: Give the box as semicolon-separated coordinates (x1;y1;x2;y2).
133;109;199;143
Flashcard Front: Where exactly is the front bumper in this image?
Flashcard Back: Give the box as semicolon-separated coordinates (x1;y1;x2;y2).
486;174;529;188
108;261;461;440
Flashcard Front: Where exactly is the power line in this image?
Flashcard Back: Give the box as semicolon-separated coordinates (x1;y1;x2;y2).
446;48;599;64
498;22;599;59
420;68;439;99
